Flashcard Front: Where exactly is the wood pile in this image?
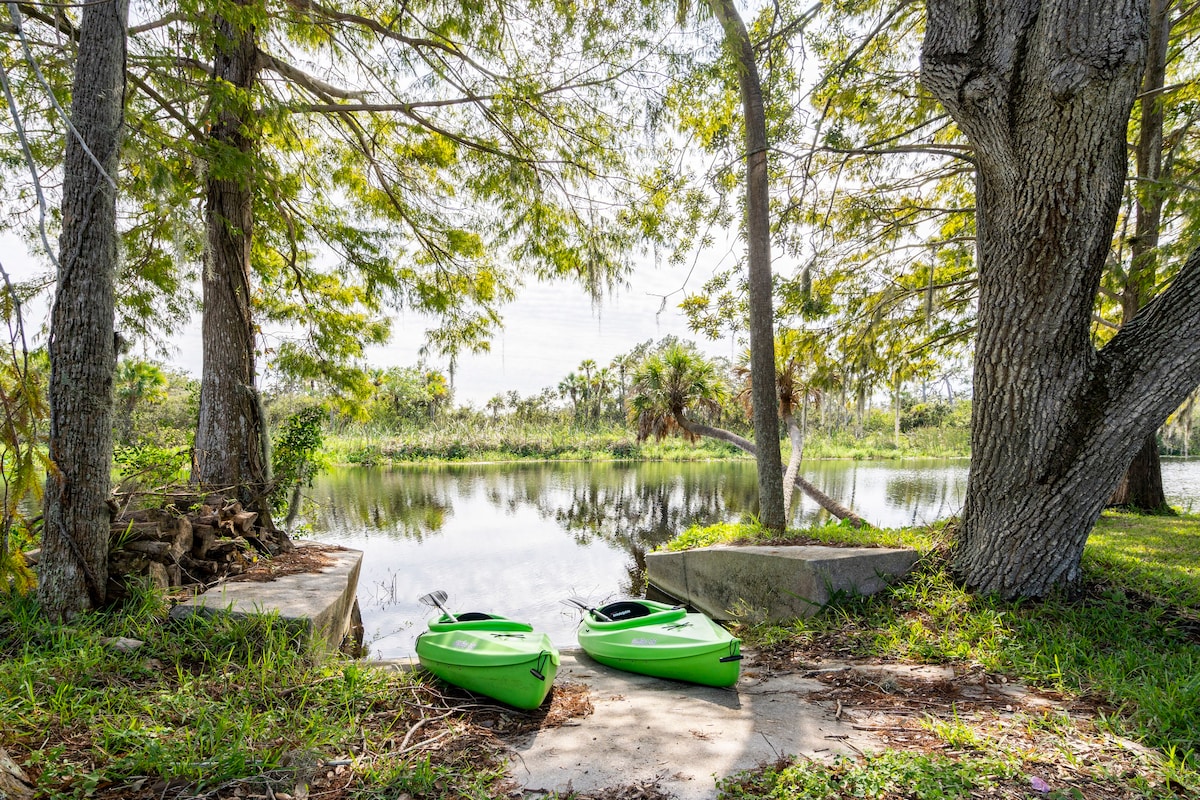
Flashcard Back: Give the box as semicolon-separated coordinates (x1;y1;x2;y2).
106;500;294;602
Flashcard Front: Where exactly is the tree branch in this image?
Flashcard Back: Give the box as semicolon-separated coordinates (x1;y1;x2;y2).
258;51;367;101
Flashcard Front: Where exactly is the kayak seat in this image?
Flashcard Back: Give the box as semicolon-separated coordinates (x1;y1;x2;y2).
455;612;495;621
598;601;652;621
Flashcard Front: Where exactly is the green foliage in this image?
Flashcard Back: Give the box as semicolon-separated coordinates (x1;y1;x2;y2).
718;751;1022;800
113;444;190;491
270;406;327;518
114;359;168;445
902;400;953;431
628;342;730;443
662;521;766;551
0;337;47;595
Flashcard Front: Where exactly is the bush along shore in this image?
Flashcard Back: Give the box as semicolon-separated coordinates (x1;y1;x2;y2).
324;418;972;467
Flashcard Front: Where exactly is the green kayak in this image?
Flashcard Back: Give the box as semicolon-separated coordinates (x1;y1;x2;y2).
576;599;742;687
416;613;560;710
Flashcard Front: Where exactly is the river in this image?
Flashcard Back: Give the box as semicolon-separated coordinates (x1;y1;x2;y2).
303;457;1200;657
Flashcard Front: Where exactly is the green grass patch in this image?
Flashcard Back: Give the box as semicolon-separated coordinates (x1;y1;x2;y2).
661;517;947;553
324;415;971;466
0;590;507;799
1089;511;1200;609
716;747;1187;799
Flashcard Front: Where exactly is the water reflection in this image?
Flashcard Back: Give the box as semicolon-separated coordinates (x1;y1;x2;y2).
305;459;971;657
305;457;1198;658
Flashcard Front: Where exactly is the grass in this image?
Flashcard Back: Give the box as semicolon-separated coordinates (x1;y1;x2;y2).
0;588;511;799
697;511;1200;799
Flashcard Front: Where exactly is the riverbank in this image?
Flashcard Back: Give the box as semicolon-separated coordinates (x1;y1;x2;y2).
1;511;1195;798
324;420;972;466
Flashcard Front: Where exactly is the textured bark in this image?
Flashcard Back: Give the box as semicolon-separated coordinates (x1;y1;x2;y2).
677;413;866;528
39;0;128;621
708;0;786;532
194;6;270;511
923;0;1200;597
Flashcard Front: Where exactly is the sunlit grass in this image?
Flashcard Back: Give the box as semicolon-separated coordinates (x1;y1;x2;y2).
0;589;506;799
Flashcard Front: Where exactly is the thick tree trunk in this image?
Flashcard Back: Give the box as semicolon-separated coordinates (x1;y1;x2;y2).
678;413;865;528
708;0;786;533
39;0;128;621
194;7;271;513
922;0;1200;597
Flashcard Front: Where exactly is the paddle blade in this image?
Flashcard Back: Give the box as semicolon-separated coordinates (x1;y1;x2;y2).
563;596;612;621
418;590;451;617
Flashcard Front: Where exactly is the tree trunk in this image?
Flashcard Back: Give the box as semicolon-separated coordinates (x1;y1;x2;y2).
193;6;271;513
708;0;786;533
1108;0;1172;511
678;413;865;528
893;373;902;448
1108;433;1169;512
922;0;1200;598
781;411;805;511
39;0;128;621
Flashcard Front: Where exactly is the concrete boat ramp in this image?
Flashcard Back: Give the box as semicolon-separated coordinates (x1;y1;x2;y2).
508;650;886;800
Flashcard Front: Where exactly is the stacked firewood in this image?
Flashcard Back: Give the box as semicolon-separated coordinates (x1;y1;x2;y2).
105;500;293;602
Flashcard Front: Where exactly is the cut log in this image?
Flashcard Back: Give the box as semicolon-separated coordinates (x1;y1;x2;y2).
229;511;258;532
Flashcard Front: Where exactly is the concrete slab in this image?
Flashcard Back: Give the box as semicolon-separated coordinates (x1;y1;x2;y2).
509;651;883;799
169;545;362;652
646;545;919;622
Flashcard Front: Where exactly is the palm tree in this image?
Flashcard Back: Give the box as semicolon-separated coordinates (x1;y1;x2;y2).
485;394;505;422
628;344;729;443
593;366;614;421
632;343;864;527
115;360;168;445
558;372;584;419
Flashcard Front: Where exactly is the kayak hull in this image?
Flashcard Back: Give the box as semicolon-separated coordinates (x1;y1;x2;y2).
577;599;741;687
416;614;560;710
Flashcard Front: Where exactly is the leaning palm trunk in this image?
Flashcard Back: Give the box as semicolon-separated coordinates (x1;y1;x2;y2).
677;413;865;528
781;411;805;511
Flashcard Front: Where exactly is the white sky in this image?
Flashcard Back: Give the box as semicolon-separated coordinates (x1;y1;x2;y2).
0;230;741;406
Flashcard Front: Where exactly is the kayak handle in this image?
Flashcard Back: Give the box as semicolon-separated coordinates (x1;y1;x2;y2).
719;654;744;663
530;650;552;681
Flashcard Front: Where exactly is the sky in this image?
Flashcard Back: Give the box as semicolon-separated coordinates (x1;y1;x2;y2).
0;230;740;406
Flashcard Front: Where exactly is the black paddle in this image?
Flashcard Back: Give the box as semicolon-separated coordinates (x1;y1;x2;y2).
563;596;614;622
418;590;456;621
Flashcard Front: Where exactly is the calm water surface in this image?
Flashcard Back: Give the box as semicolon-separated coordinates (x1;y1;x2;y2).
304;458;1200;657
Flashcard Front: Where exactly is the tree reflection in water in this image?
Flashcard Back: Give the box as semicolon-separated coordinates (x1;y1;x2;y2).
300;459;976;656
